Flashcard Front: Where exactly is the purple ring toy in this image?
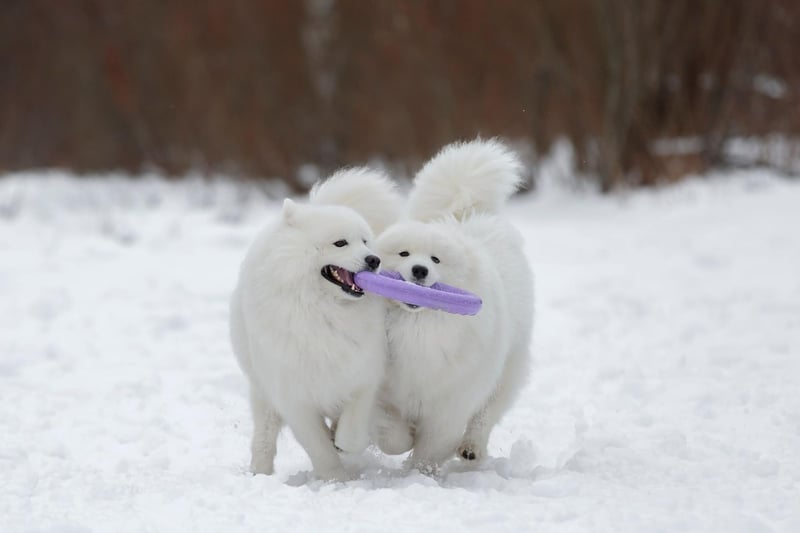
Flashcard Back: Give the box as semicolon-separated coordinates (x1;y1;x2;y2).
354;270;482;316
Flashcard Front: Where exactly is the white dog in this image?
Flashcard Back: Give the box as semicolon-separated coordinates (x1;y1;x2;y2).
230;168;400;480
373;139;534;473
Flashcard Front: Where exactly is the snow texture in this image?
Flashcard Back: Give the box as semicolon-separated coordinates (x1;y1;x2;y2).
1;170;799;532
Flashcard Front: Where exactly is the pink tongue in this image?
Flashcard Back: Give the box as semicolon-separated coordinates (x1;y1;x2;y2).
338;267;354;286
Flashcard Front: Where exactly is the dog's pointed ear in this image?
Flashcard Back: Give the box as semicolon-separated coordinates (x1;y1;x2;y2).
282;198;299;226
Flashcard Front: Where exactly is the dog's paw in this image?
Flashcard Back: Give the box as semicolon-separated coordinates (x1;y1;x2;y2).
250;456;275;475
334;428;369;454
405;457;442;478
315;463;351;482
375;420;414;455
457;442;485;462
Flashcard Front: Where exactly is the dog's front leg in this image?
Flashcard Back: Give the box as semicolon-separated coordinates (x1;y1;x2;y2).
334;386;377;454
284;407;347;480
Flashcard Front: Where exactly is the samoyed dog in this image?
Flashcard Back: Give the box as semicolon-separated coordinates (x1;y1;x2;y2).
230;168;401;480
373;139;534;473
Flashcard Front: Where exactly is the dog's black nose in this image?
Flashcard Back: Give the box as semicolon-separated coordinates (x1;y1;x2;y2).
411;264;428;280
365;255;381;271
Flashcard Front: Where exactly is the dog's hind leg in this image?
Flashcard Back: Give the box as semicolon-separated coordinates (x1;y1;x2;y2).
459;344;530;462
232;293;281;474
249;388;282;475
407;409;467;475
284;407;347;480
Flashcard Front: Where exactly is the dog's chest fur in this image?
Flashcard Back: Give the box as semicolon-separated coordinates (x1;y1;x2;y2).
247;289;386;411
385;307;501;413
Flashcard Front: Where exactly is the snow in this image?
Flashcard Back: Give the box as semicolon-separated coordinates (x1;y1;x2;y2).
1;170;799;532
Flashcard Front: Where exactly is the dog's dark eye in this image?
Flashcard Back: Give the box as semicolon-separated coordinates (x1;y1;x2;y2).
431;256;440;264
399;251;409;257
362;238;367;244
333;240;348;247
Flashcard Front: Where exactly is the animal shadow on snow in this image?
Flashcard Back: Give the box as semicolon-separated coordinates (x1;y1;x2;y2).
280;439;569;492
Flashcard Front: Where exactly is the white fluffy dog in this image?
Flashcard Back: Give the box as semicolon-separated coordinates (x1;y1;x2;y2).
230;168;400;480
373;139;534;473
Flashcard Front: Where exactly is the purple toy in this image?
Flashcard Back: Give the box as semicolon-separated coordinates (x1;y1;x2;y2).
353;270;482;316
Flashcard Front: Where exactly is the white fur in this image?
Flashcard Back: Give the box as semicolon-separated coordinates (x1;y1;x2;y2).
373;140;534;473
310;167;403;235
230;168;398;480
407;138;524;222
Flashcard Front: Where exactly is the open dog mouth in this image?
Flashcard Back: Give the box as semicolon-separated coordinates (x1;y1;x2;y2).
321;265;364;297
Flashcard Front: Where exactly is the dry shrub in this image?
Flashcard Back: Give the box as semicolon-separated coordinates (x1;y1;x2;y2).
0;0;797;189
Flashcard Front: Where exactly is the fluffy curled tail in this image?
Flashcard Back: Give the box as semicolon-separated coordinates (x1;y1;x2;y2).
407;138;524;222
310;167;402;234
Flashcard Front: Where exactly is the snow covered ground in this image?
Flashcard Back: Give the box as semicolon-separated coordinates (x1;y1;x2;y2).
1;170;798;532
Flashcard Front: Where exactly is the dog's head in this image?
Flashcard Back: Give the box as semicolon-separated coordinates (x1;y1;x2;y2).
376;220;469;312
280;199;381;300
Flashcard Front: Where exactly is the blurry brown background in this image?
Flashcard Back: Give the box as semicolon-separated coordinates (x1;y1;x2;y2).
1;0;798;190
